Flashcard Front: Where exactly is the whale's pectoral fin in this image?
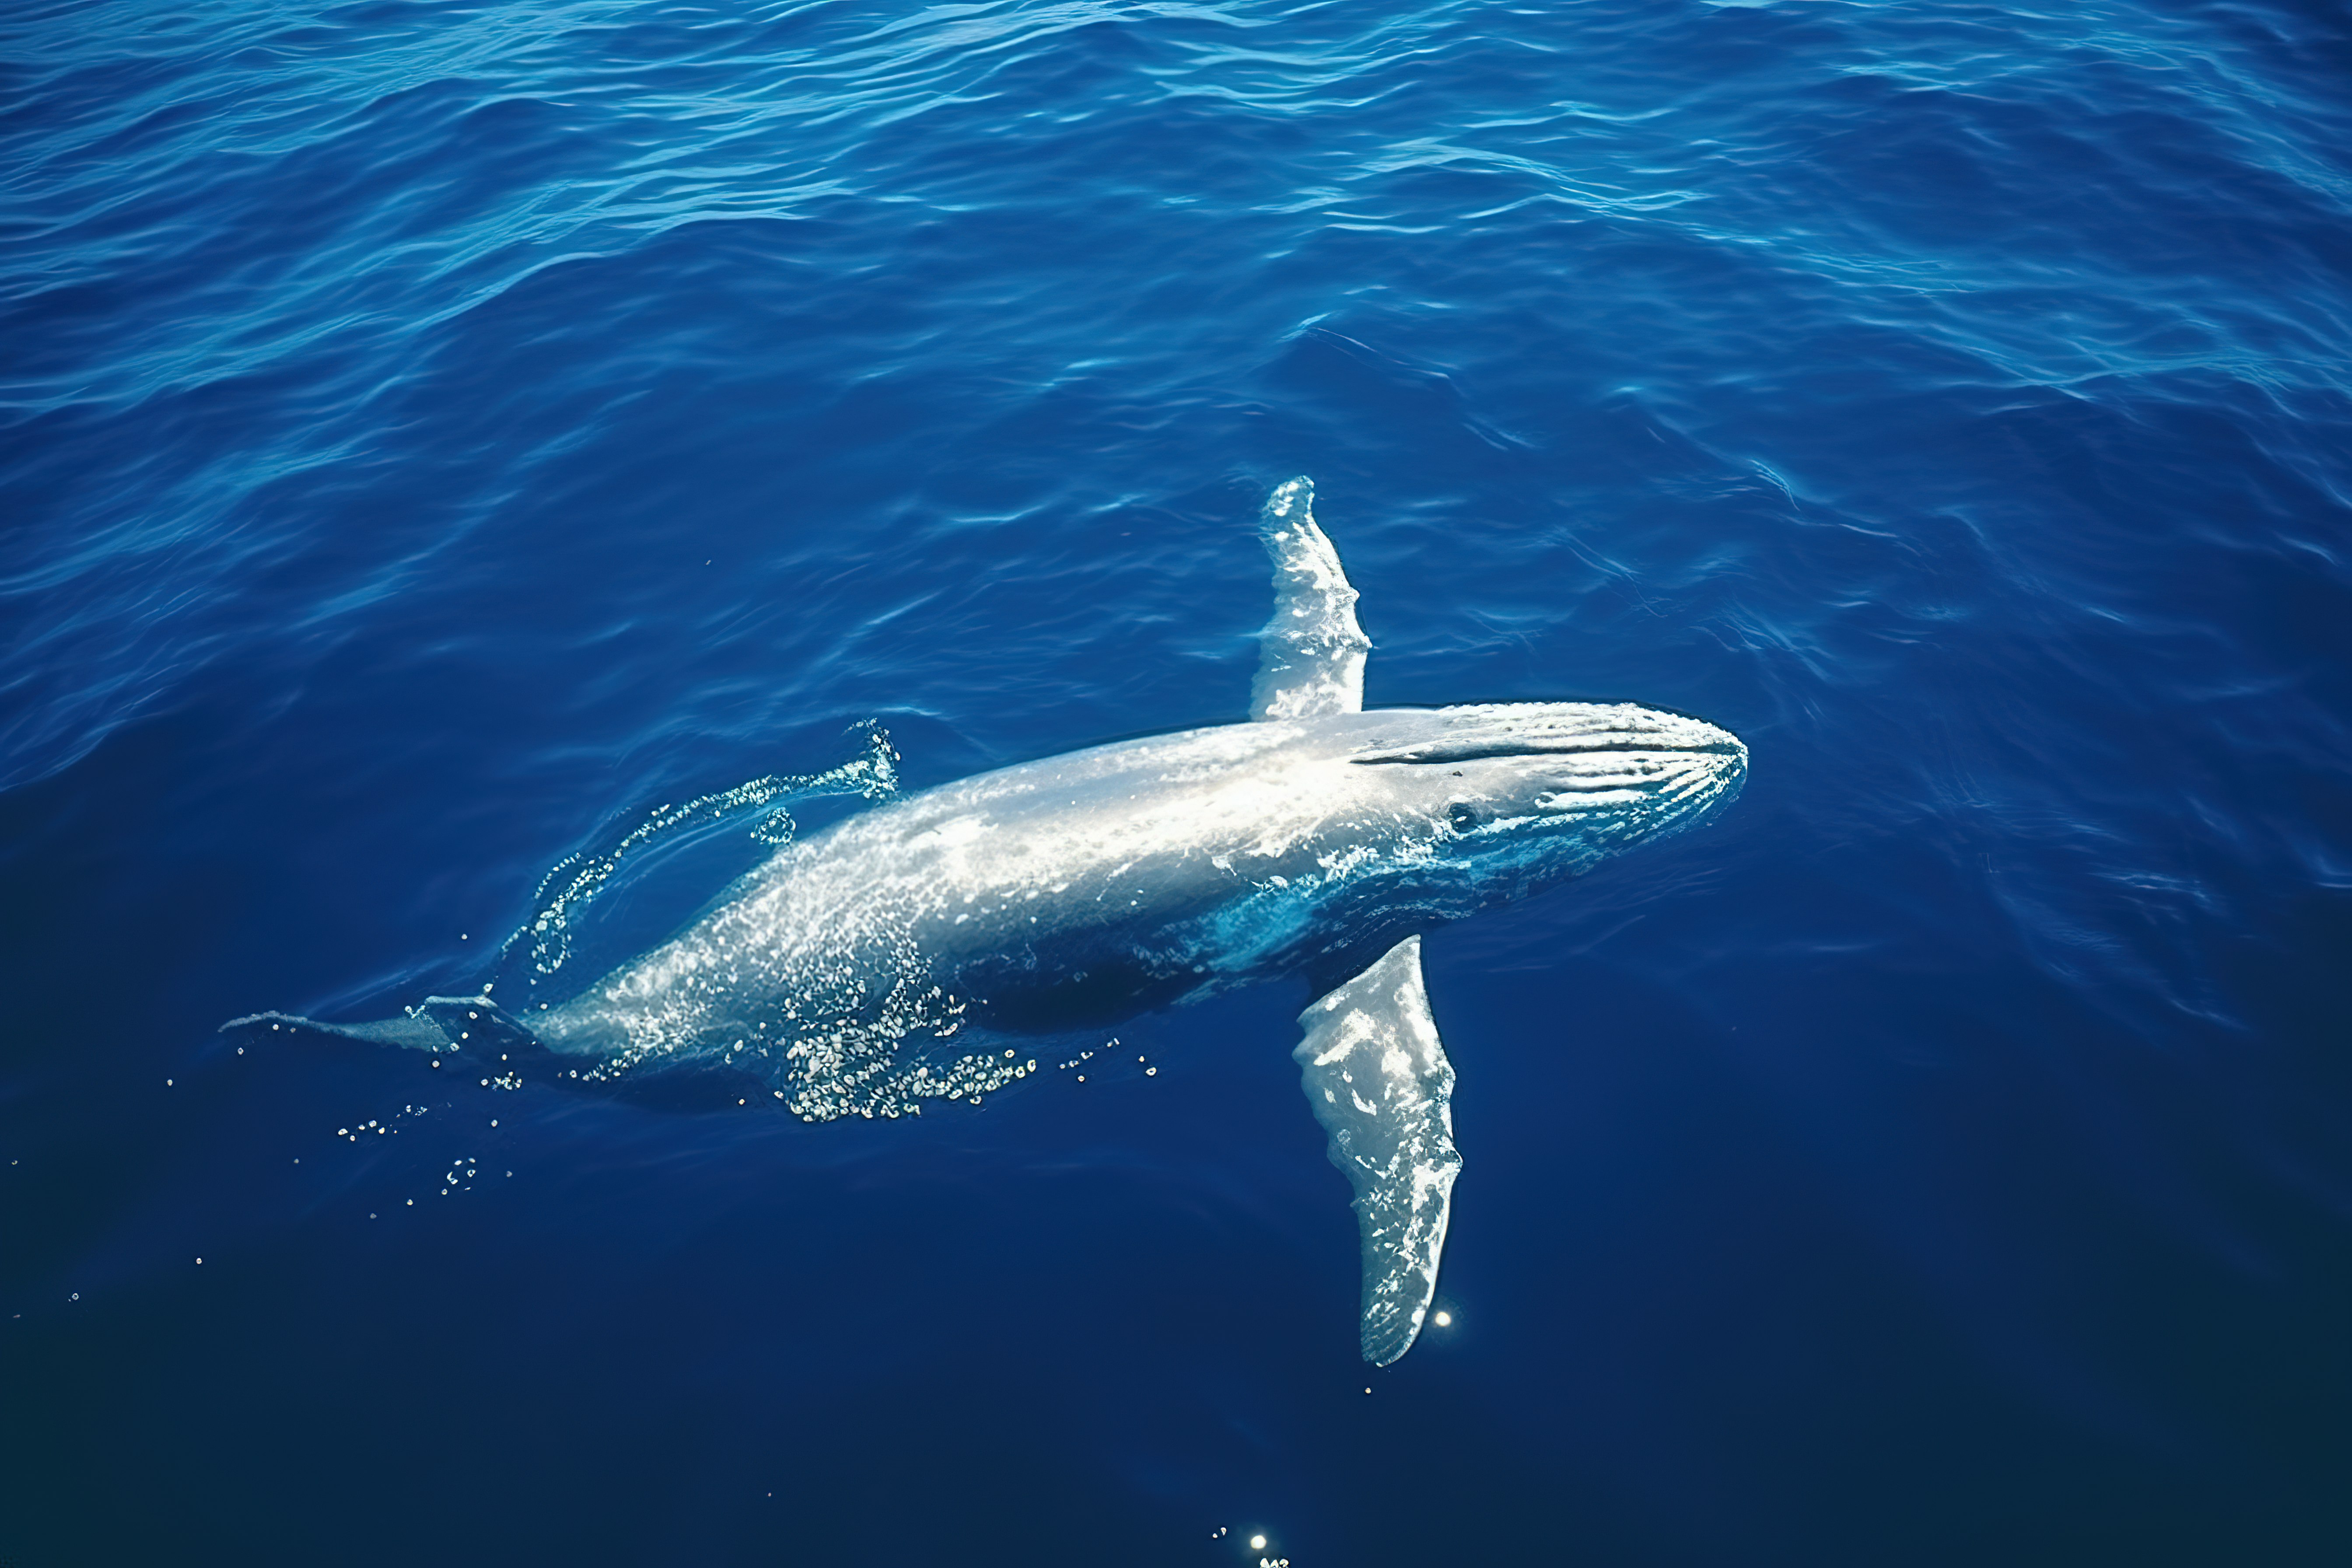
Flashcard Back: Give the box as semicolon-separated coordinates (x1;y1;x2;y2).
1251;477;1370;721
1292;934;1460;1365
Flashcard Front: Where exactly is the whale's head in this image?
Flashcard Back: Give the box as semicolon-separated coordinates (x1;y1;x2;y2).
1344;701;1747;895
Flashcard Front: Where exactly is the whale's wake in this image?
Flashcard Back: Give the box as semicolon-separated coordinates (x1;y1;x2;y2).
497;720;901;985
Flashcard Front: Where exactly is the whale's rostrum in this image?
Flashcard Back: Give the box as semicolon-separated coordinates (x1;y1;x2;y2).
231;477;1746;1365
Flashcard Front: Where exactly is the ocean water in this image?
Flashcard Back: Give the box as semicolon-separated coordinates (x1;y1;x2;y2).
5;0;2350;1561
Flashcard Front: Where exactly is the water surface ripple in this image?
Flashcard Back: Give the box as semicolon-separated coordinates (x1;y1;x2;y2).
4;0;2349;1563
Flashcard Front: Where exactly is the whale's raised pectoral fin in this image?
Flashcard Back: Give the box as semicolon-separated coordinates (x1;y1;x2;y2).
1251;477;1370;721
1292;934;1460;1365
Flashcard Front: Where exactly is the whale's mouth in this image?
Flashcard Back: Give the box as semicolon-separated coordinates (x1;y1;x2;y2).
1349;737;1745;766
1344;703;1746;773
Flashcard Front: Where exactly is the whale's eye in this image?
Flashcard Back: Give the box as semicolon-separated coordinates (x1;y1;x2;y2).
1448;803;1479;832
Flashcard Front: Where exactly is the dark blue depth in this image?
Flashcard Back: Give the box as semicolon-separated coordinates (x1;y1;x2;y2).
5;1;2350;1563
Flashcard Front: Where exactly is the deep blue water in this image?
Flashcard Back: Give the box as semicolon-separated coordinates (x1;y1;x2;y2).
6;0;2352;1561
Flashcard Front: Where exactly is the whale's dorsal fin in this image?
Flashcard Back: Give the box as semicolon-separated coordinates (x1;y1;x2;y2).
1292;934;1461;1365
1251;477;1370;721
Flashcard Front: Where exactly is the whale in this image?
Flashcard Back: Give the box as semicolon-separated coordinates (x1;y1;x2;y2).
233;477;1746;1364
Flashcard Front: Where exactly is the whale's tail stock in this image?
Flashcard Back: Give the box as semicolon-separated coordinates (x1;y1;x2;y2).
223;994;540;1060
220;995;777;1110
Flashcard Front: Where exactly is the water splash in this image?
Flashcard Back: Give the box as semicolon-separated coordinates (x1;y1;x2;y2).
497;723;900;984
464;721;1068;1121
539;917;1044;1123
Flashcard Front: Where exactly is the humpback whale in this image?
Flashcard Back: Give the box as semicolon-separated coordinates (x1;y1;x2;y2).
234;478;1746;1365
